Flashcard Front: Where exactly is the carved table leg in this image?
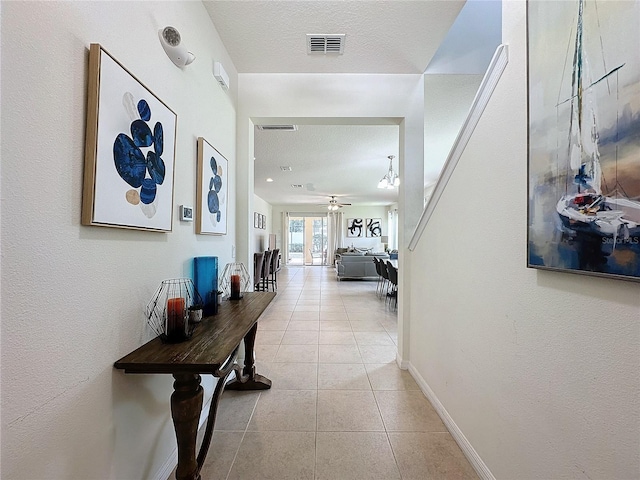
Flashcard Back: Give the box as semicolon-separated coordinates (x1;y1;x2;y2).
225;323;272;391
171;373;203;480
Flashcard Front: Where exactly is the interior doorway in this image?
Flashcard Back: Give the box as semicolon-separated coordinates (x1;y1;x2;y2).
287;215;328;266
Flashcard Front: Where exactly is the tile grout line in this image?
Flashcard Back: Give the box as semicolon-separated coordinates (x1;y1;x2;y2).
371;384;404;479
223;389;263;480
314;360;319;480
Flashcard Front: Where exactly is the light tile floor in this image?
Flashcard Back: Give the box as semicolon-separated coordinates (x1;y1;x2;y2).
197;266;478;480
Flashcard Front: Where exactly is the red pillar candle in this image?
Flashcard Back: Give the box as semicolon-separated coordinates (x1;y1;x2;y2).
167;297;186;336
230;274;241;300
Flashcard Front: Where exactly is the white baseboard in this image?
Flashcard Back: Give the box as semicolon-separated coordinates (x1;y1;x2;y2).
396;352;409;370
154;448;178;480
407;363;495;480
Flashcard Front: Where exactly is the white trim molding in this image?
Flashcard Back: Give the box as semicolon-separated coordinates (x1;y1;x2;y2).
396;352;410;370
408;363;496;480
409;44;509;251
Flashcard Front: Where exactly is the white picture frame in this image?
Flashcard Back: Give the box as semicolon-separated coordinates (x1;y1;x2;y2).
196;137;228;235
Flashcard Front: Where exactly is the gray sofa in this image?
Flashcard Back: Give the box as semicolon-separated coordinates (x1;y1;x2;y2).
335;252;389;280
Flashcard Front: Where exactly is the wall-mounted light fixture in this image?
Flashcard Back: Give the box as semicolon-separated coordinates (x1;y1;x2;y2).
158;26;195;67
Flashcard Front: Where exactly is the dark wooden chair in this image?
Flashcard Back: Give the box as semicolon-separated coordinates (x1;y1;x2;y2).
373;257;385;297
254;252;264;291
261;250;273;292
378;259;390;299
386;260;398;309
267;248;280;291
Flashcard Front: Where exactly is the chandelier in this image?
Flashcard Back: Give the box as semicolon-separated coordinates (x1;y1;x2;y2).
377;155;399;189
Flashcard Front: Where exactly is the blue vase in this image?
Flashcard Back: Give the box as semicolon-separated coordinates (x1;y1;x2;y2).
193;256;218;316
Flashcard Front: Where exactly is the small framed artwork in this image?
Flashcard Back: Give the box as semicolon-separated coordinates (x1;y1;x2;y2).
366;218;382;237
258;214;264;229
254;212;259;228
262;214;267;229
82;44;177;231
196;137;228;235
347;218;364;237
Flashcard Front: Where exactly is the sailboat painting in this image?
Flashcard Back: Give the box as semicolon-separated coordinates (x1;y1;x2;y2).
527;0;640;282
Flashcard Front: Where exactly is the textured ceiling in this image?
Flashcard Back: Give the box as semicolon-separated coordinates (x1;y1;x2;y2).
254;124;400;207
203;1;466;74
203;0;500;207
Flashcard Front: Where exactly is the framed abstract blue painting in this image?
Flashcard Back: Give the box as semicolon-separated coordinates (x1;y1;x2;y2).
527;0;640;282
196;137;228;235
82;44;177;231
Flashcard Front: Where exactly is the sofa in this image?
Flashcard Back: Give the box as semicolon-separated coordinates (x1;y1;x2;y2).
335;252;390;280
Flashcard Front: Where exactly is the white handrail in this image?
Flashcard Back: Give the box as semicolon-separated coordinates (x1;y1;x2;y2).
408;44;509;251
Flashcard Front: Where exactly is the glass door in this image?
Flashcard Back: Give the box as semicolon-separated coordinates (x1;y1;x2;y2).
308;216;328;266
287;215;328;266
287;216;305;265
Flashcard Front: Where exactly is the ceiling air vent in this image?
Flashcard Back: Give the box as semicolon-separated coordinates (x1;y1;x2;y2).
291;184;303;188
279;166;292;171
306;34;346;54
256;125;298;131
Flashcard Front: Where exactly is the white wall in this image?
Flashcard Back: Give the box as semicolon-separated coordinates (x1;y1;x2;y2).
1;2;237;478
253;194;272;252
424;74;483;186
408;2;640;479
337;206;390;251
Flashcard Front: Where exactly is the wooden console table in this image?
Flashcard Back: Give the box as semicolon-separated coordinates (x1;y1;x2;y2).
114;291;276;480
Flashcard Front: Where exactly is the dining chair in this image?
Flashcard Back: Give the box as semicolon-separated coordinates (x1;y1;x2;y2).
253;252;264;291
386;260;398;309
268;248;280;290
261;250;273;292
373;257;384;297
379;259;390;299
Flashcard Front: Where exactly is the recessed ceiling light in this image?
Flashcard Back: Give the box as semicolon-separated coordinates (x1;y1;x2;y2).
266;178;274;182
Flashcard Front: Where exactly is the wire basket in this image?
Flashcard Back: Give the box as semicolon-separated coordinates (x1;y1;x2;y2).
219;262;251;300
146;278;204;343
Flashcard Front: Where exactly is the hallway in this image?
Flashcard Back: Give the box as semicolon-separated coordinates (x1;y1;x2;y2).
198;266;478;479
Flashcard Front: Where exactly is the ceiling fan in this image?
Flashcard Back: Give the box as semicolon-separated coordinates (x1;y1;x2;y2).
319;195;352;211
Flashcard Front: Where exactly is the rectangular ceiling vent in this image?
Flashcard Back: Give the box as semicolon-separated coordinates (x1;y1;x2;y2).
257;125;298;131
291;184;303;188
279;166;292;171
307;34;346;54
